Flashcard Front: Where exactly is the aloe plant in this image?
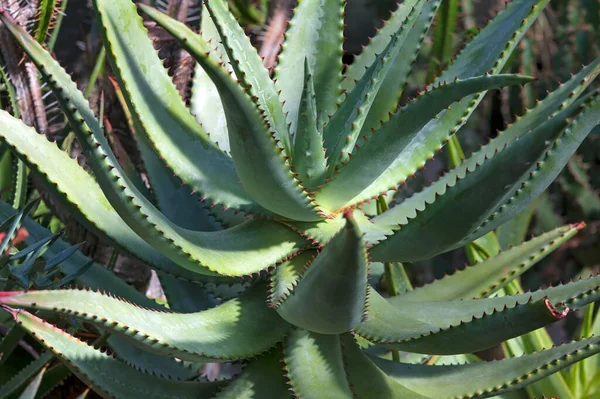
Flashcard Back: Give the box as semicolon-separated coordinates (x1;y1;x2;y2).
0;0;599;397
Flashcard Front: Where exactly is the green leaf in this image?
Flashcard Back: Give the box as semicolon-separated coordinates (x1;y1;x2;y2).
339;334;432;399
342;0;440;136
0;109;303;277
395;224;583;302
93;0;258;213
0;283;291;362
0;307;224;398
190;3;234;154
323;3;424;171
355;275;600;353
283;329;352;398
370;93;600;262
205;0;291;154
292;59;327;190
370;336;600;399
315;74;535;211
276;212;368;334
213;352;290;399
275;0;344;133
141;4;324;221
267;250;316;308
319;0;551;212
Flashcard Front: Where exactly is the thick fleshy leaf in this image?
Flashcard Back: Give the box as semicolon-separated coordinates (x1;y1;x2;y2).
0;351;54;398
339;334;433;399
341;0;440;136
0;283;291;362
0;10;308;277
204;0;291;153
315;74;535;211
318;0;551;211
141;4;324;221
276;212;368;334
213;352;290;399
396;224;583;302
93;0;258;213
370;92;600;262
354;275;600;354
323;3;424;171
292;60;327;190
267;250;316;308
190;3;234;153
275;0;344;133
283;329;352;398
1;307;224;398
371;336;600;399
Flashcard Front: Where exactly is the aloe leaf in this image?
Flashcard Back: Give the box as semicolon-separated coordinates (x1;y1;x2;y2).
92;0;258;213
292;59;327;190
0;307;224;398
0;283;291;362
395;224;583;302
371;93;600;262
354;275;600;353
339;334;433;399
204;0;291;153
319;0;551;211
323;3;423;171
0;323;27;369
315;74;534;211
213;352;290;399
370;336;600;399
342;0;440;136
141;4;324;221
283;329;352;398
275;0;343;134
276;212;368;334
190;3;234;153
267;250;316;308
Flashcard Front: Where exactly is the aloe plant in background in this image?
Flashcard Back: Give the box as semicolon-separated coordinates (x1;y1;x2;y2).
0;0;599;397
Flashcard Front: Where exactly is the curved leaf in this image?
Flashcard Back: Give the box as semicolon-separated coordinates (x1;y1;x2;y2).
396;224;583;301
0;283;292;362
315;75;535;211
371;336;600;399
141;4;324;221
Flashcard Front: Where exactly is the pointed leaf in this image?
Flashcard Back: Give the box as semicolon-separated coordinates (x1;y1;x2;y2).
292;60;327;190
0;283;291;362
355;275;600;353
276;212;368;334
205;0;291;153
371;336;600;399
370;92;600;262
315;75;534;211
93;0;258;213
141;4;324;221
396;224;583;302
275;0;344;133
